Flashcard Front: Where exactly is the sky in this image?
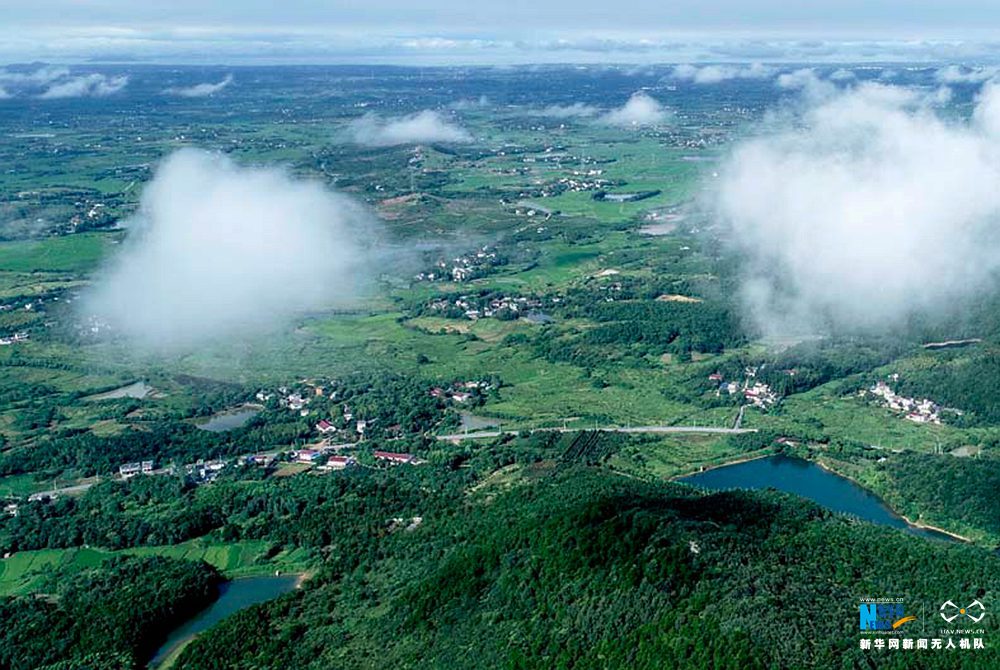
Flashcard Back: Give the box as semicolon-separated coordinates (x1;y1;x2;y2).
8;1;1000;64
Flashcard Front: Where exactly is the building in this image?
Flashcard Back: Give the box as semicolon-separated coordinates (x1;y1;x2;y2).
297;449;324;464
374;451;418;465
247;454;276;467
322;455;358;470
119;460;155;478
316;419;337;434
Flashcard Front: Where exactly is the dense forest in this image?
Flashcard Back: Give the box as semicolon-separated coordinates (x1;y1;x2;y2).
166;467;1000;670
0;555;221;670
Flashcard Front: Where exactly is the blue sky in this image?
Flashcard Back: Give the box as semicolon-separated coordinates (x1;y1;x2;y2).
6;1;1000;64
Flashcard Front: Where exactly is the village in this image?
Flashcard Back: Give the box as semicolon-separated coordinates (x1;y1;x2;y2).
710;366;780;410
865;376;948;425
414;244;506;283
426;292;547;321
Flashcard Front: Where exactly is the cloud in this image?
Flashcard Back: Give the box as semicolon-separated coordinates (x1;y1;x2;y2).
828;68;856;81
775;67;837;100
715;81;1000;336
163;74;233;97
0;65;70;86
600;92;669;127
83;149;374;351
38;73;128;98
450;95;489;110
935;65;999;84
344;110;471;146
671;63;775;84
534;102;600;118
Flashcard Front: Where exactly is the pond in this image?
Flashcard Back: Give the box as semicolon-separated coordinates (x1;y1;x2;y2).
195;406;261;432
148;575;299;668
678;455;956;542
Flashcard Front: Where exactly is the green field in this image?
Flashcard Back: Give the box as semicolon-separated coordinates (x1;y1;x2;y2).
0;540;311;596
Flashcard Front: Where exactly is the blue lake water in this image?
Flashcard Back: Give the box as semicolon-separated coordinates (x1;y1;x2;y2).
678;455;955;542
148;575;299;667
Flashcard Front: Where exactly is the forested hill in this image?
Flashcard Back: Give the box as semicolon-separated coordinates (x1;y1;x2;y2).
173;467;1000;670
0;555;221;670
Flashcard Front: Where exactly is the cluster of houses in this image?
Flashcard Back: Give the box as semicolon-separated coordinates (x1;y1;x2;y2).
257;381;330;417
555;169;610;194
710;368;780;409
0;332;29;346
430;379;494;404
428;294;544;321
315;412;372;438
102;437;425;494
415;246;502;283
866;378;943;425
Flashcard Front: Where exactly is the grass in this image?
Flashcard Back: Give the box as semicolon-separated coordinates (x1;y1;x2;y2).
0;539;312;596
0;232;118;274
607;432;768;479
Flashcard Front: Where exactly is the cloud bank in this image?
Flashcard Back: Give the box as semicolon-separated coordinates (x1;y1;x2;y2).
38;73;128;99
345;110;471;146
163;74;233;97
532;102;598;118
0;66;128;99
533;102;600;118
83;149;374;351
600;92;669;127
671;63;774;84
716;82;1000;336
935;65;999;84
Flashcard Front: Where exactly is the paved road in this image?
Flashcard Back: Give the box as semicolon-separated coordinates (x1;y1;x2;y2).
438;425;757;441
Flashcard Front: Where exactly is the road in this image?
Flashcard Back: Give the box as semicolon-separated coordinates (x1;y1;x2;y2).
437;425;757;441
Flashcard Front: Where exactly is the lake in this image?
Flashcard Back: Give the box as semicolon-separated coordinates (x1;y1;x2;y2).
148;575;299;668
678;455;955;542
195;406;260;432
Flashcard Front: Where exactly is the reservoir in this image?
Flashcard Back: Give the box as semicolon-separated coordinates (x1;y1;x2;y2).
678;455;955;542
195;406;261;432
148;575;299;668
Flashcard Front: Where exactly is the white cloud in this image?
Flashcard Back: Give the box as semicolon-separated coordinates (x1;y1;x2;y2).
0;65;70;85
39;73;128;99
83;149;374;351
828;68;856;81
163;74;233;97
716;81;1000;335
671;63;774;84
775;67;837;100
535;102;600;118
935;65;1000;84
600;92;669;127
345;110;472;146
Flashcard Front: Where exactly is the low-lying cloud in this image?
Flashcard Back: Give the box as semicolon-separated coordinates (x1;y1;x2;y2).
83;149;374;351
671;63;774;84
935;65;999;84
38;73;128;99
600;92;669;127
0;66;128;99
163;74;233;98
345;110;471;146
716;82;1000;336
535;102;600;118
775;68;838;100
